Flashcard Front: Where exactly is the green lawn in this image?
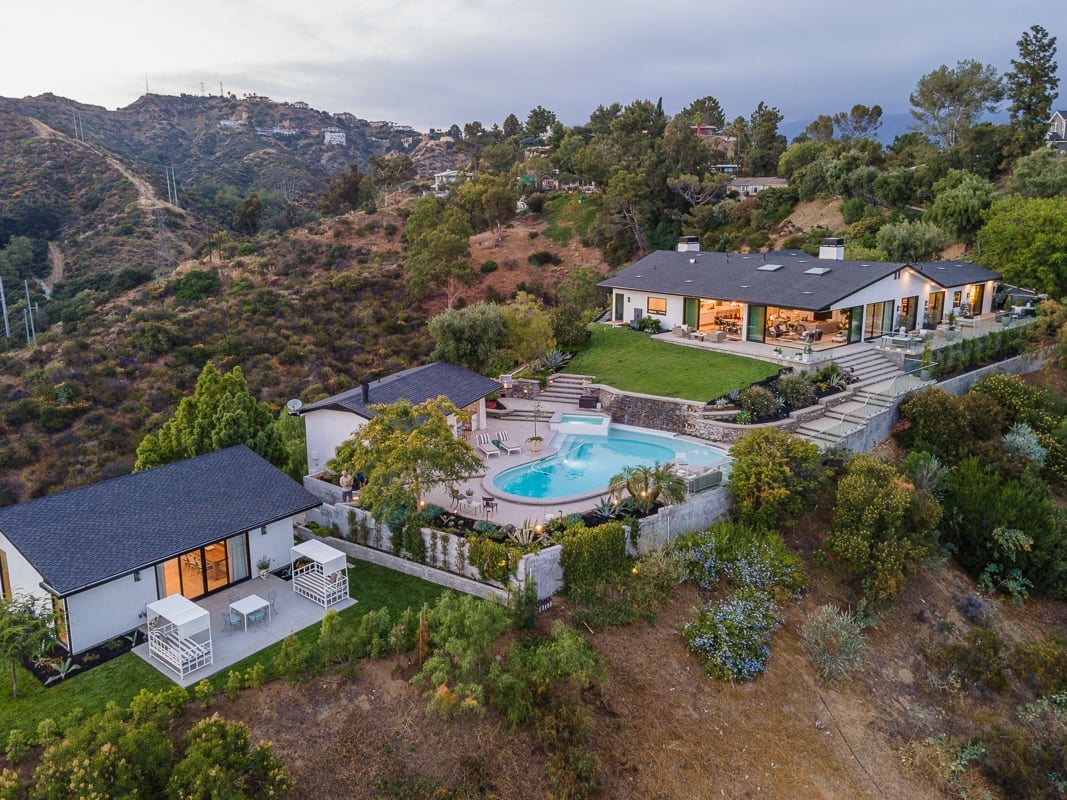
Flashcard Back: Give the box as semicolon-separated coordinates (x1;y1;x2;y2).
563;326;780;401
0;561;447;739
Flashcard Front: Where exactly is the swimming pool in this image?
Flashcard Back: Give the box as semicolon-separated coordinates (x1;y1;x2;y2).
490;427;730;503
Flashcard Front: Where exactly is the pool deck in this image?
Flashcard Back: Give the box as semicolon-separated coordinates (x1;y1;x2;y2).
422;396;727;529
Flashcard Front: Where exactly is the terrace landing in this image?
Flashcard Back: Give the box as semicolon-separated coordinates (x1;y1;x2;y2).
133;572;356;686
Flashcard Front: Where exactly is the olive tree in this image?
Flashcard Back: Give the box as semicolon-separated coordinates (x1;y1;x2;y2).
329;397;483;525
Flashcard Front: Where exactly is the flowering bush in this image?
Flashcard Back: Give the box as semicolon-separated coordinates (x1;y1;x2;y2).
682;521;805;600
683;587;779;682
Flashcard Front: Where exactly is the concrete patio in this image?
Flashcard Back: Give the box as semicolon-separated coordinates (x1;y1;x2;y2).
133;572;356;686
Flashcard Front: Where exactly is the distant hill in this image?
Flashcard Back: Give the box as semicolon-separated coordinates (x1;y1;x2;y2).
0;92;436;202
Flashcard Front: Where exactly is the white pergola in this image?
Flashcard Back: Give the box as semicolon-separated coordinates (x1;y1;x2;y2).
291;539;350;608
146;594;213;679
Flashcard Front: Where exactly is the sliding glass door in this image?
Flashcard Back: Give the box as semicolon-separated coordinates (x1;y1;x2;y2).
156;533;250;600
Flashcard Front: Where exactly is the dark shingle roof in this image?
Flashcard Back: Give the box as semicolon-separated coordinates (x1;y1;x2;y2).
910;260;1001;288
598;250;907;311
598;250;1000;311
0;446;320;596
299;362;502;417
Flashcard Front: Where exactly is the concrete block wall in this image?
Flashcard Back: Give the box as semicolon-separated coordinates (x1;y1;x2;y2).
303;504;563;600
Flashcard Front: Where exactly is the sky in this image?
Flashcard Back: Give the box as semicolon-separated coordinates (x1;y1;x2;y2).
2;1;1063;135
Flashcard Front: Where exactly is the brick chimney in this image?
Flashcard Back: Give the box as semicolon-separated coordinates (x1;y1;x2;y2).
819;237;845;260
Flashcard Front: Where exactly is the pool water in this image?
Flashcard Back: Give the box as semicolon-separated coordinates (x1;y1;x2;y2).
491;428;729;501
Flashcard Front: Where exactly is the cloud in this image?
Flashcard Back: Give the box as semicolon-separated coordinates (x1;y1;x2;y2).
1;0;1061;133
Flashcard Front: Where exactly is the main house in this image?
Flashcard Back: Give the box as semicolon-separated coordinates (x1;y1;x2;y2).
0;446;320;654
297;362;502;475
599;238;1000;349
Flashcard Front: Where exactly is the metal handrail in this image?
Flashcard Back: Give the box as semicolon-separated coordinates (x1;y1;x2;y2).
819;364;931;441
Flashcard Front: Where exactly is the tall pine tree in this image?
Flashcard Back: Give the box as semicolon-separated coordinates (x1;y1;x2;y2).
1005;24;1059;157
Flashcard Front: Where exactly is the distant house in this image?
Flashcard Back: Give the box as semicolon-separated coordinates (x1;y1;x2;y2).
297;362;501;475
0;446;320;654
1049;110;1067;151
218;120;242;129
433;169;470;197
323;127;346;145
727;177;789;197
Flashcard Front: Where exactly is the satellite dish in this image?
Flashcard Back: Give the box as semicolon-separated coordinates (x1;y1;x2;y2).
285;398;303;414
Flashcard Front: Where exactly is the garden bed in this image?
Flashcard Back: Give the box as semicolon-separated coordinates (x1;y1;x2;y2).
23;629;147;687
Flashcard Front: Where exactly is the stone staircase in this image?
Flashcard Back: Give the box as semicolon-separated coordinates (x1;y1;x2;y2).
496;374;594;421
825;348;902;388
537;374;593;405
794;348;927;446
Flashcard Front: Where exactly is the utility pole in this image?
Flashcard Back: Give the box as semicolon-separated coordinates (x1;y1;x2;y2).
0;275;9;338
23;281;35;347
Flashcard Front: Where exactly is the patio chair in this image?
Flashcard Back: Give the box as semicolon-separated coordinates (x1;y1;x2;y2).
221;610;241;635
227;590;241;604
247;608;267;627
267;589;278;617
496;431;522;455
476;433;500;457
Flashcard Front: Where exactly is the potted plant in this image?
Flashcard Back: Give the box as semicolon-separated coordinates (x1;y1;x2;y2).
945;311;958;341
256;556;271;579
919;340;936;381
527;401;544;452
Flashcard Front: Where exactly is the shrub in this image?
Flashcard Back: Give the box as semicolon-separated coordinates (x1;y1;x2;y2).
528;250;561;266
166;715;293;799
775;372;816;410
727;429;827;529
942;625;1007;693
4;730;28;765
480;259;498;273
824;454;941;604
683;587;779;682
681;521;805;600
738;385;780;420
896;388;969;459
1008;636;1067;695
1002;423;1048;466
173;269;221;302
801;604;865;683
560;521;629;592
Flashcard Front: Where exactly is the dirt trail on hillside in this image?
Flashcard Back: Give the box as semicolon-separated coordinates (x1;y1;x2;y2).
27;115;180;213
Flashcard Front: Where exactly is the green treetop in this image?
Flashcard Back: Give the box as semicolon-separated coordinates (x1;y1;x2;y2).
134;362;286;471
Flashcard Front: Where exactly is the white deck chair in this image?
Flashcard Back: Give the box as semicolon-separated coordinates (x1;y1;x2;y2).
496;431;522;455
476;433;500;457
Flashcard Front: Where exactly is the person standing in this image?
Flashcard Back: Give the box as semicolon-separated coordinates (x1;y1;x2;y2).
339;470;354;502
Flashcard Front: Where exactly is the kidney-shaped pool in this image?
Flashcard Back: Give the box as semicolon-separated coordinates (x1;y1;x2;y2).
490;427;730;503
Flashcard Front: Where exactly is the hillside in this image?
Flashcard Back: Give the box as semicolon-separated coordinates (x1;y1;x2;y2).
0;92;456;201
0;109;202;282
0;205;610;503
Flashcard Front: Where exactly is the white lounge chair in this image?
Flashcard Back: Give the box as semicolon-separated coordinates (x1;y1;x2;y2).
496;431;522;455
476;433;500;457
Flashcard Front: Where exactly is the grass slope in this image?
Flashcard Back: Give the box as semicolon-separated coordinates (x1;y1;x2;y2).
564;326;780;401
0;561;446;739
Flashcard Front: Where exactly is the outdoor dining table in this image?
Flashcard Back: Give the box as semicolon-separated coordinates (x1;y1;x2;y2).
229;593;271;632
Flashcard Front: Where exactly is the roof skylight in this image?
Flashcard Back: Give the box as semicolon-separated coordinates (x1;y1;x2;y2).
804;267;832;275
757;264;783;272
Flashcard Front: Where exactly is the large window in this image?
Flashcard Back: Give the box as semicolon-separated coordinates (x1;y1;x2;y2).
647;296;667;315
155;534;250;600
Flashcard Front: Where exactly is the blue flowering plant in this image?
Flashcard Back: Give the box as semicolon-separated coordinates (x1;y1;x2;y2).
682;587;779;682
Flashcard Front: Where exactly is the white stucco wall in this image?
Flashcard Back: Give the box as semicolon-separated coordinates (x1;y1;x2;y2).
65;572;158;653
247;518;299;575
0;531;48;603
304;409;367;475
